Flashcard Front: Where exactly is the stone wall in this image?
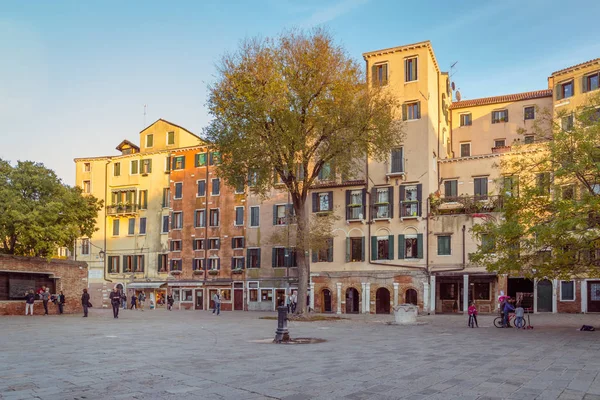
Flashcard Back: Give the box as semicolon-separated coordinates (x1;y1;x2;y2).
0;254;88;316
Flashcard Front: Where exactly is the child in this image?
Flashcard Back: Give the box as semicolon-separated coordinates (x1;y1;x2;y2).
468;302;478;328
515;303;525;329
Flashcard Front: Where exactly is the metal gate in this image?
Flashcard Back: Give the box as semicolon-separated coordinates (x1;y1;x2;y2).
537;279;553;312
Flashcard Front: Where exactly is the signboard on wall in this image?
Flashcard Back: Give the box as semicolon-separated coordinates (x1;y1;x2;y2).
88;270;103;279
9;279;35;299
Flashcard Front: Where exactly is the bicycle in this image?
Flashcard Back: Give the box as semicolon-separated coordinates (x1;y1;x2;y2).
494;313;516;328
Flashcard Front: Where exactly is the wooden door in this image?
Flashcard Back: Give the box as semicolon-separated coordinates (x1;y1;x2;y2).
234;289;244;310
376;288;390;314
588;281;600;312
195;289;203;310
323;289;332;312
537;279;553;312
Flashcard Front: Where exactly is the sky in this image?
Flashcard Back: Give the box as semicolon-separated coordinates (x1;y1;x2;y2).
2;0;600;185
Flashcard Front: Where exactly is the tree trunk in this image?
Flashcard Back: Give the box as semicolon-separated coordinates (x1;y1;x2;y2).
295;203;309;315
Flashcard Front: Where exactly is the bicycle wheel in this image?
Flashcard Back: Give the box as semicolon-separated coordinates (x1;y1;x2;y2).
514;317;525;329
493;317;504;328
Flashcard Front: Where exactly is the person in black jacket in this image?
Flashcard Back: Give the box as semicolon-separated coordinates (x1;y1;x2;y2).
81;289;90;317
109;288;121;318
25;290;35;316
58;291;65;314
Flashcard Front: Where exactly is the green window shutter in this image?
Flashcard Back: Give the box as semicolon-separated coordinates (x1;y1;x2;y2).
388;187;394;218
272;248;276;267
413;58;418;80
273;205;278;225
311;249;317;263
382;63;388;85
388;235;394;260
133;255;138;271
327;239;333;262
246;254;250;269
404;58;408;81
371;65;377;87
416;101;421;119
582;75;588;93
402;104;408;121
417;184;423;216
371;236;377;261
398;235;405;259
257;249;261;268
158;254;163;271
555;84;561;100
345;237;350;262
361;237;365;261
417;233;424;259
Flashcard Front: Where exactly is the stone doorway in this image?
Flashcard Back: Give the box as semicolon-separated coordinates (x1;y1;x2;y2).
376;287;391;314
345;288;359;314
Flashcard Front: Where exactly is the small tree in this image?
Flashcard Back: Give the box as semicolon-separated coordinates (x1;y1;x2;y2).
470;94;600;280
205;29;403;313
0;159;103;257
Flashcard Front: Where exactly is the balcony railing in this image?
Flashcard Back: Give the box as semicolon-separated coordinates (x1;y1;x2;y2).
107;204;139;216
430;195;504;215
492;145;511;154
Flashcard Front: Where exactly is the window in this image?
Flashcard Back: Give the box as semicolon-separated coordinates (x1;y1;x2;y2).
248;170;258;187
403;101;421;121
273;247;286;267
138;190;148;209
158;254;168;272
195;153;207;167
172;156;185;170
146;134;153;147
170;259;182;271
474;282;490;300
536;172;551;195
373;236;393;260
261;289;273;301
162;215;169;233
481;234;495;254
247;248;261;268
108;256;120;273
162;188;170;208
232;237;244;249
273;204;292;225
172;212;183;229
208;238;220;250
372;63;388;86
494;139;506;148
403;235;419;259
209;209;220;227
209;151;221;165
211;178;220;195
316;239;333;263
208;258;220;270
560;281;575;301
235;207;244;226
130;160;139;175
110;189;136;207
139;218;147;235
524;135;534;144
405;57;418;82
174;182;183;199
474;177;488;199
170;240;182;251
81;239;90;255
128;218;135;235
460;143;471;157
492;110;508;124
346;189;365;220
249;284;258;301
194;210;206;228
440;283;456;300
318;162;333;181
82;180;91;194
141;159;152;174
349;237;364;262
113;162;121;177
193;239;205;250
374;187;393;219
557;80;574;100
193;258;204;271
84;163;91;172
561;114;574;131
459;113;472;126
390;147;404;173
134;255;145;272
112;220;120;236
313;192;333;212
561;185;575;200
584;72;600;93
167;131;175;145
232;257;245;270
400;184;421;218
197;180;206;197
250;206;260;227
234;178;245;194
524;106;535;120
437;235;451;255
503;176;518;197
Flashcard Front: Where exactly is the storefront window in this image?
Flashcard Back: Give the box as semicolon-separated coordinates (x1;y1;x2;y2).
473;282;490;300
249;289;258;301
440;283;456;300
182;289;193;302
261;289;273;301
173;289;180;302
221;289;231;301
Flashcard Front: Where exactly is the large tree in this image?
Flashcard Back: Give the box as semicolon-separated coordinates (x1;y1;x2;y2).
470;94;600;280
205;29;403;313
0;159;103;258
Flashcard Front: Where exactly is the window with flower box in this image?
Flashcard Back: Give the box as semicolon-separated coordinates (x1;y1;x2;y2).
400;184;421;218
373;187;393;219
346;189;366;220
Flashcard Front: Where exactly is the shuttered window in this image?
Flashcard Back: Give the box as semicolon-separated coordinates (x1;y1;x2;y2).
405;57;417;82
235;207;244;226
402;101;421;121
371;63;388;87
474;177;488;199
390;148;404;173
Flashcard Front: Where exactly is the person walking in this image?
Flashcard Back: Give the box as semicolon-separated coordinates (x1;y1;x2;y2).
122;293;127;310
138;292;146;311
468;302;478;328
212;291;221;315
41;288;50;315
130;293;137;310
81;289;90;317
58;291;65;314
109;288;121;319
290;291;297;314
167;293;174;311
25;290;35;316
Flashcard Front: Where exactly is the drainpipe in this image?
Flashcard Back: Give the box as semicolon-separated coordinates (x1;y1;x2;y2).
203;148;209;286
103;160;112;284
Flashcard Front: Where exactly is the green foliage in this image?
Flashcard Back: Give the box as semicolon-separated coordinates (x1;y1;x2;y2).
470;94;600;280
0;159;103;257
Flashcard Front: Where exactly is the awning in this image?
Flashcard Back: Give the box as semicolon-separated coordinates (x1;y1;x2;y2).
126;282;166;289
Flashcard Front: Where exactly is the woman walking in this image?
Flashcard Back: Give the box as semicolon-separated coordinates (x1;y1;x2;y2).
81;289;90;317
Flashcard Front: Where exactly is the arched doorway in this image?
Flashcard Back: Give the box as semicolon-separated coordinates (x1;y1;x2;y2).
322;289;332;313
537;279;553;312
345;288;359;314
405;289;418;305
376;287;391;314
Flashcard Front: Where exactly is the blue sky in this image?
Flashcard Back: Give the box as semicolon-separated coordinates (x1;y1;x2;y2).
1;0;599;185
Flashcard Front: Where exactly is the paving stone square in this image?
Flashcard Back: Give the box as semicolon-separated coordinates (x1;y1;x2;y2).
1;310;600;399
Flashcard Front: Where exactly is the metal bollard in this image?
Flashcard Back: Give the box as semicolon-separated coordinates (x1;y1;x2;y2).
274;306;290;343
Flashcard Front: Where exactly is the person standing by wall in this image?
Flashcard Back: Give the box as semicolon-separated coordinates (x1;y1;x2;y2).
212;291;221;315
122;292;127;310
58;291;65;314
25;290;35;316
41;288;50;315
81;289;90;317
109;288;121;319
130;293;137;310
167;293;174;311
138;291;146;311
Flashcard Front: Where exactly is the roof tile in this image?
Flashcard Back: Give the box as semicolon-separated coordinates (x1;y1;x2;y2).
449;89;553;110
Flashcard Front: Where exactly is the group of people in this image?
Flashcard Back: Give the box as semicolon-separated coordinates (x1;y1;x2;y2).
23;286;66;316
286;291;298;314
467;293;527;328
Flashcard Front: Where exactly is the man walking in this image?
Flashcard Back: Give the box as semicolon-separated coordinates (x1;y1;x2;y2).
109;287;121;319
58;291;65;314
25;290;35;316
41;288;50;315
212;291;221;315
138;292;146;311
81;289;90;317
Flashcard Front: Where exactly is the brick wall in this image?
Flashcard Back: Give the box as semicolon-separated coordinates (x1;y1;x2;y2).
557;281;581;313
0;254;88;316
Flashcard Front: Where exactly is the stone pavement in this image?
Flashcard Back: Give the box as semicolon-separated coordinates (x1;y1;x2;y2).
1;310;600;400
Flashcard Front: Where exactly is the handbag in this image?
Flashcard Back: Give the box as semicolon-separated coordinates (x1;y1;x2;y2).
88;302;93;308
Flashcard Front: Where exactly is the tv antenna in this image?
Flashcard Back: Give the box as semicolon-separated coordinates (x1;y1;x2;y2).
450;61;458;78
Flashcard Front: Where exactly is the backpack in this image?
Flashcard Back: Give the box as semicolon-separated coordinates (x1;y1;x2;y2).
580;325;595;331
